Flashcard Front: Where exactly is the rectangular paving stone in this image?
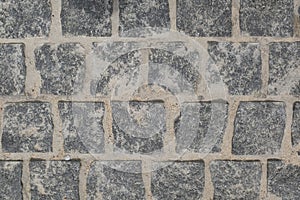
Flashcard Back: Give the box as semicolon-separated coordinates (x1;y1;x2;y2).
268;160;300;199
232;102;286;155
208;42;262;95
0;43;26;95
35;43;85;95
0;161;23;200
61;0;113;36
240;0;294;37
268;42;300;96
111;101;166;154
58;101;105;153
87;160;145;200
119;0;170;37
0;0;51;38
210;160;262;200
292;102;300;146
30;160;80;200
2;102;53;152
151;161;205;200
177;0;232;37
175;101;228;153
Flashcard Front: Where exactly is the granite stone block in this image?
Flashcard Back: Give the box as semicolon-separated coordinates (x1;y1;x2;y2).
292;102;300;146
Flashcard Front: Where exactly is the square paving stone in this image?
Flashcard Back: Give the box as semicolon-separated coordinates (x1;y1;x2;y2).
0;0;51;38
208;42;262;95
268;160;300;199
35;43;85;95
58;101;105;153
175;101;228;153
0;43;26;95
177;0;232;37
232;102;286;155
30;160;80;200
112;101;166;154
268;42;300;96
210;160;262;200
61;0;113;36
87;160;145;200
2;102;53;152
0;161;23;200
151;161;205;200
292;102;300;146
119;0;170;37
240;0;294;37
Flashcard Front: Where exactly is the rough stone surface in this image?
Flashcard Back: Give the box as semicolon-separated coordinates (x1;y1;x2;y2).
268;160;300;199
35;43;85;95
151;161;205;200
240;0;294;37
292;102;300;146
58;101;105;153
268;42;300;96
2;102;53;153
87;160;145;200
30;160;80;200
119;0;170;37
0;0;51;38
0;161;23;200
111;101;166;154
208;42;262;95
210;160;262;199
177;0;232;37
232;102;286;155
0;43;26;95
175;101;228;153
61;0;113;36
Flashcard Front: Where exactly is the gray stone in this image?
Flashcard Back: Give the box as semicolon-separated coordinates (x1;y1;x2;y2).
0;43;26;95
151;161;205;200
112;101;166;154
268;42;300;96
208;42;262;95
87;160;145;200
232;102;286;155
61;0;113;36
175;101;228;153
0;0;51;38
30;160;80;200
119;0;170;37
210;160;262;199
268;160;300;199
177;0;232;37
292;102;300;146
240;0;294;37
2;102;53;152
0;161;23;200
35;43;85;95
58;101;105;153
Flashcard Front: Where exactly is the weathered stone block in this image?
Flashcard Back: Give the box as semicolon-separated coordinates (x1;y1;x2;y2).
292;102;300;146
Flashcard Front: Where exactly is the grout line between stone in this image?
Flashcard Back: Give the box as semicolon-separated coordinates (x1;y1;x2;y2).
232;0;241;38
168;0;177;31
142;159;153;200
51;99;64;156
281;102;294;157
49;0;63;40
203;158;213;199
260;39;270;97
294;0;300;37
79;158;89;200
103;100;114;153
111;0;120;37
22;158;31;200
259;159;268;200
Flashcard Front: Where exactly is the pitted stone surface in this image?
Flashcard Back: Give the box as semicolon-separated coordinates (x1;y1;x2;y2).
292;102;300;146
177;0;232;37
119;0;170;37
210;160;262;199
0;161;23;200
35;43;85;95
30;160;80;200
175;101;228;153
58;101;105;153
268;160;300;199
0;43;26;95
112;101;166;154
268;42;300;96
232;102;286;155
208;42;262;95
151;161;205;200
0;0;51;38
61;0;113;36
2;102;53;153
87;161;145;200
240;0;294;37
